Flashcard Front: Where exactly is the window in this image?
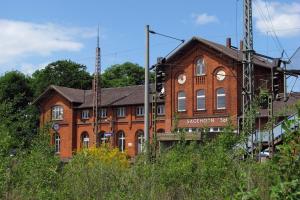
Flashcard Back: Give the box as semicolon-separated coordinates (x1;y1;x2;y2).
99;132;108;144
178;91;186;112
100;108;107;118
54;133;60;154
137;130;144;154
81;132;89;148
52;106;63;120
118;131;125;152
136;106;144;116
157;104;165;115
197;90;206;110
157;129;165;133
81;110;90;119
117;107;126;117
216;88;226;109
195;58;205;76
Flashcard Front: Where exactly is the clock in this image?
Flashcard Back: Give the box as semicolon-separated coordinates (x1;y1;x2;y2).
177;74;186;84
52;123;60;131
216;70;226;81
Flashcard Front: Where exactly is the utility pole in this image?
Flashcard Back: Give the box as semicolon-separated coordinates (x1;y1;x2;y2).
93;27;101;145
144;25;150;155
242;0;255;157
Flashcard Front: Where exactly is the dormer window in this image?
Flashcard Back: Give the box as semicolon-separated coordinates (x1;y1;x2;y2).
195;58;205;76
52;106;63;120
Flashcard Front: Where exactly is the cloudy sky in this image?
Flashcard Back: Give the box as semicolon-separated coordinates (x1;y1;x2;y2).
1;0;300;90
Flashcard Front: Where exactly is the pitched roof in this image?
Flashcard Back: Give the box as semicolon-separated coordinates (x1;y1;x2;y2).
259;93;300;117
33;85;85;105
34;84;163;108
166;36;274;68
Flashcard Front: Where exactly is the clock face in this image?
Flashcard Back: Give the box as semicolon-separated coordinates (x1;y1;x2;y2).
216;70;226;81
177;74;186;84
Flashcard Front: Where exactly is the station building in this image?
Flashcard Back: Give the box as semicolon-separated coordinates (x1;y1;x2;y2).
34;36;300;160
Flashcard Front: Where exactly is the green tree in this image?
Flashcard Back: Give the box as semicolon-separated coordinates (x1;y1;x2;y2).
0;71;33;107
0;71;38;148
11;127;60;200
101;62;149;88
31;60;92;97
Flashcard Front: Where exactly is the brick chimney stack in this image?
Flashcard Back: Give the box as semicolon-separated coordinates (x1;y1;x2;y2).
240;40;244;50
226;37;231;48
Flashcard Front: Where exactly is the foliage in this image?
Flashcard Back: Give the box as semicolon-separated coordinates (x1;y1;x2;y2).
0;62;300;199
58;146;129;199
0;71;39;148
101;62;150;88
31;60;92;97
0;71;33;106
11;127;60;200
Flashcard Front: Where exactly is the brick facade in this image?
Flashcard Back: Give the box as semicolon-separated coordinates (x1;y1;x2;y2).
35;36;291;160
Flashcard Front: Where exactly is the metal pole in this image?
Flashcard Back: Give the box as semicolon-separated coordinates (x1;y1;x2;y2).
283;62;287;101
144;25;150;155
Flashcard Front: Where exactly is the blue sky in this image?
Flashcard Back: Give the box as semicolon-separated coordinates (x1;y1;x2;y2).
1;0;300;90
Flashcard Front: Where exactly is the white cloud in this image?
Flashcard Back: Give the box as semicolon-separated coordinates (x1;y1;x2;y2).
253;0;300;37
19;62;50;76
192;13;218;25
0;19;97;65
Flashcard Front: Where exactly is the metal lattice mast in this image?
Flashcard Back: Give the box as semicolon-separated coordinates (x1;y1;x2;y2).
242;0;254;123
93;28;101;142
242;0;255;152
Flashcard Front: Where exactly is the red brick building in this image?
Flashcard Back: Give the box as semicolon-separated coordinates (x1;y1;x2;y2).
34;36;299;159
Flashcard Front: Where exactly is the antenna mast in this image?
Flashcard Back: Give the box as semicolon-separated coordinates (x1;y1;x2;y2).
93;27;101;143
242;0;255;152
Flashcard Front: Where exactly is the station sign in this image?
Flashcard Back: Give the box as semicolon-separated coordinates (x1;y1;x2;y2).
178;117;231;127
104;132;113;137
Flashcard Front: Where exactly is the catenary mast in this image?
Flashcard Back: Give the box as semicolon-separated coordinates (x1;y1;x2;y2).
93;27;101;143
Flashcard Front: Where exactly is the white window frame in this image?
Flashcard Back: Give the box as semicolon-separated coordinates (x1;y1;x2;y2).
195;58;206;76
100;108;107;118
117;107;126;117
82;133;89;148
157;104;165;115
216;88;226;110
81;110;90;119
52;105;63;120
136;106;144;116
196;90;206;110
99;132;108;144
178;91;186;112
137;131;144;154
118;132;125;152
54;133;60;154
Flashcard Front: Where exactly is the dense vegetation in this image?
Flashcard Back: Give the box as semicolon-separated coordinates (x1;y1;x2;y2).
0;60;299;199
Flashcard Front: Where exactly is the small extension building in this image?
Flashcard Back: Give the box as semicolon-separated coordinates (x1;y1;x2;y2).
34;36;300;160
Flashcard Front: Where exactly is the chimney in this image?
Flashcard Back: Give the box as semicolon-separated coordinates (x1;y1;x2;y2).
226;37;231;48
240;40;244;50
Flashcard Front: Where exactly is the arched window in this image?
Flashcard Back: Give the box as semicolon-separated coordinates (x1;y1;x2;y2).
196;90;206;110
117;131;125;152
54;133;60;154
81;132;89;148
178;91;186;112
136;130;144;154
216;88;226;109
195;58;205;76
97;131;108;146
